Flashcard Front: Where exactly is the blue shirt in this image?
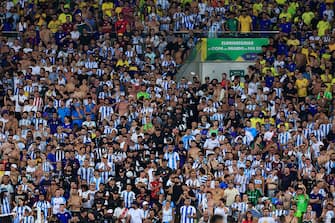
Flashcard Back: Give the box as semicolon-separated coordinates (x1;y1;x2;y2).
55;32;66;46
57;107;71;124
265;76;274;88
309;193;322;213
48;119;60;134
85;103;96;120
279;22;292;34
277;43;288;56
259;19;271;31
245;127;257;138
219;181;228;189
56;211;72;223
287;62;296;72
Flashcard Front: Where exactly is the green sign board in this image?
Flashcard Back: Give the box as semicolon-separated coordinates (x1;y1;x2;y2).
229;70;245;78
205;38;269;61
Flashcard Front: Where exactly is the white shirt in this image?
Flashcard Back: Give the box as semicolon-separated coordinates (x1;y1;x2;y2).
258;217;276;223
264;130;275;141
11;94;27;112
128;208;144;223
214;207;228;223
203;138;220;150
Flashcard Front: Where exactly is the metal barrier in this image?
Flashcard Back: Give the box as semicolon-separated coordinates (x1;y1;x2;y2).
1;30;280;39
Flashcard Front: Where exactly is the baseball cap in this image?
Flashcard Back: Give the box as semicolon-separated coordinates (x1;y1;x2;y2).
143;201;149;206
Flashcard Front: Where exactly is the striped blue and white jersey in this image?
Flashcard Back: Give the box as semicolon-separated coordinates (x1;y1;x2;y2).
163;152;180;170
173;12;185;31
320;123;332;136
42;161;54;173
120;190;136;208
303;128;311;138
22;216;35;223
180;205;196;223
311;129;324;141
90;177;103;191
0;197;11;215
196;192;207;210
272;209;288;218
234;174;248;193
99;105;114;121
54;133;67;144
96;162;114;183
13;205;32;219
34;200;51;219
278;132;291;147
98;91;112;100
182;14;195;30
19;118;32;128
32;118;47;130
231;202;248;214
77;166;95;184
294;134;306;147
23;85;34;95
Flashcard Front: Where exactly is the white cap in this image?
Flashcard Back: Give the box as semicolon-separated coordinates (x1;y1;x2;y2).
190;72;196;75
143;201;149;206
11;164;18;169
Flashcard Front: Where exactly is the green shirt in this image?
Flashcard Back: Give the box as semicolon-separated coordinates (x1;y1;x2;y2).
226;18;238;31
295;194;309;214
143;123;153;131
317;91;332;100
247;189;262;205
137;91;150;100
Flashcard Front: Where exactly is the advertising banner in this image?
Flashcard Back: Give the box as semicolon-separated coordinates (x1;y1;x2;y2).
204;38;269;61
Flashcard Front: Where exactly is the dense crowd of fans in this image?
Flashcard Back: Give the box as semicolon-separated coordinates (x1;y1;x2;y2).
1;0;335;223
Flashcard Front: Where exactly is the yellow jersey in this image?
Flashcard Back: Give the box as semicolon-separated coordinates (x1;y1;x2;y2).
321;74;333;91
116;59;129;67
287;39;300;46
58;13;72;24
102;2;114;17
238;15;252;32
302;11;314;25
279;12;292;21
250;117;264;128
48;20;60;33
253;3;263;16
329;43;335;52
295;78;309;97
115;7;123;15
276;0;286;5
288;2;299;16
317;20;331;36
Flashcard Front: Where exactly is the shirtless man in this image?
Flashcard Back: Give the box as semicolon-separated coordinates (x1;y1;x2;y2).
211;180;225;205
40;24;52;46
188;140;200;160
206;191;215;217
116;94;129;116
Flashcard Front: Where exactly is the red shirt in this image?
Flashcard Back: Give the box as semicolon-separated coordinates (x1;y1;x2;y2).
62;23;73;34
115;19;128;34
102;20;112;33
150;180;160;199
